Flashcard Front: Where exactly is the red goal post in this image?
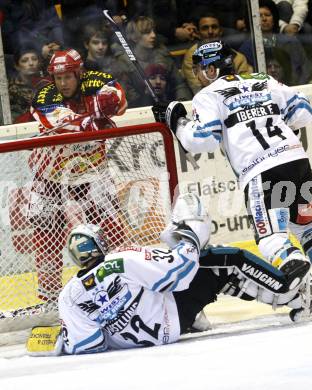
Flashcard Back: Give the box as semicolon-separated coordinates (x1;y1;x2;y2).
0;123;178;334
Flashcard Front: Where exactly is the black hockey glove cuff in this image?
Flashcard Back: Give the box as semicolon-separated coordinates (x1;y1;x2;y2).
152;102;169;123
165;101;187;134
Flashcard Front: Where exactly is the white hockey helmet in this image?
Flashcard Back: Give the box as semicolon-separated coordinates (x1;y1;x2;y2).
67;224;108;267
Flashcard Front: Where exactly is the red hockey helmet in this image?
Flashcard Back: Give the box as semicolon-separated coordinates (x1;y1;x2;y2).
47;49;83;77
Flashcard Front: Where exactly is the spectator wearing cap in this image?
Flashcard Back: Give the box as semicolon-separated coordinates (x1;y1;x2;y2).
138;63;171;106
182;11;253;94
8;46;50;123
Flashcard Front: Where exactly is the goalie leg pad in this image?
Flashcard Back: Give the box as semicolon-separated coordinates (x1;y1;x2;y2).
200;246;289;294
200;246;310;309
26;326;63;356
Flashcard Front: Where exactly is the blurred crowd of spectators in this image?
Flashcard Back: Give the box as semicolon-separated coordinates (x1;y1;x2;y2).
1;0;312;124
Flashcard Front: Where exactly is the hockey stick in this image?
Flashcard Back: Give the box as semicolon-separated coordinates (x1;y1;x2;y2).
103;10;200;170
0;302;50;319
30;113;91;138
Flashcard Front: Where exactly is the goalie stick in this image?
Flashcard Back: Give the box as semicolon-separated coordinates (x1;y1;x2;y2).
0;302;53;319
103;10;200;170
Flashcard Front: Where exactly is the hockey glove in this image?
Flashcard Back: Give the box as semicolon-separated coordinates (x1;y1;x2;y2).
95;88;120;117
152;101;169;123
165;101;187;134
86;84;121;118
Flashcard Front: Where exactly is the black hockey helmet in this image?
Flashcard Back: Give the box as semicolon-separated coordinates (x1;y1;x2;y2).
192;40;234;77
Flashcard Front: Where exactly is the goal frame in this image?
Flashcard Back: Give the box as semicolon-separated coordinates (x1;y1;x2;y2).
0;122;178;334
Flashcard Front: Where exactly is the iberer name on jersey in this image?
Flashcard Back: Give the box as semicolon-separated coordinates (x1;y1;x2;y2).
225;103;280;127
236;103;276;122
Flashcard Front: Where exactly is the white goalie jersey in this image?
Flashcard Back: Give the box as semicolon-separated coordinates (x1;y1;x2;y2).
58;241;199;354
176;73;312;188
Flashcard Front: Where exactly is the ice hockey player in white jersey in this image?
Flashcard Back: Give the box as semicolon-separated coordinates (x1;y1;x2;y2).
152;40;312;292
50;193;309;355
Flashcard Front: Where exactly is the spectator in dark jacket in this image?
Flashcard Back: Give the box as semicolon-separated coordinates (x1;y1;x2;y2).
125;0;199;46
58;0;126;51
0;0;63;56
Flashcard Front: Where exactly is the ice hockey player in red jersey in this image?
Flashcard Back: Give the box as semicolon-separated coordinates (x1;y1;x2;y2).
153;40;312;293
27;193;309;355
28;48;127;304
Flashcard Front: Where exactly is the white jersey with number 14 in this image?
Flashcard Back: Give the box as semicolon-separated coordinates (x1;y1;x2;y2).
176;73;312;188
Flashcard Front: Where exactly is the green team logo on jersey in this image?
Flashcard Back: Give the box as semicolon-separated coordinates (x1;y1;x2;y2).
96;258;124;282
240;72;269;80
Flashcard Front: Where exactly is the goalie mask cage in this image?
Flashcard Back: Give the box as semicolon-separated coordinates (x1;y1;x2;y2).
0;123;178;335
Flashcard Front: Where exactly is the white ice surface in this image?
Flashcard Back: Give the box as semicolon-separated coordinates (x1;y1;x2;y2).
1;316;311;390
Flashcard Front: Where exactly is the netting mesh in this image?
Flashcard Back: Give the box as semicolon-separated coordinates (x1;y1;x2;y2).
0;127;175;332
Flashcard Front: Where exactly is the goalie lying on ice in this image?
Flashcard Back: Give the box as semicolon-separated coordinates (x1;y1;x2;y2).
27;193;311;356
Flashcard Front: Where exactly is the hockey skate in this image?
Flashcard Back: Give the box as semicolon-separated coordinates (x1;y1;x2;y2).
289;272;312;322
189;310;212;332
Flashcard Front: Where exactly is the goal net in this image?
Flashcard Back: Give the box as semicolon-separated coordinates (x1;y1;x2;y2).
0;123;178;333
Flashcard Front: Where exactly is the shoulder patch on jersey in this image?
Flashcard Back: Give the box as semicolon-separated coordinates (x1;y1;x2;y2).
37;104;63;114
81;70;114;96
96;258;124;282
223;75;239;81
33;83;63;107
82;273;96;291
240;72;269;80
